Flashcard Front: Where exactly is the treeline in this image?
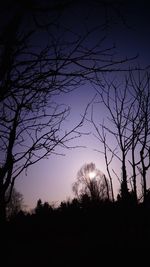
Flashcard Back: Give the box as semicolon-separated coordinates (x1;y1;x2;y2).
6;193;150;231
3;194;150;266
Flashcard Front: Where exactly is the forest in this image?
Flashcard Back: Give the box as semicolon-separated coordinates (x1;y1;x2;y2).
1;0;150;265
2;189;150;265
2;162;150;265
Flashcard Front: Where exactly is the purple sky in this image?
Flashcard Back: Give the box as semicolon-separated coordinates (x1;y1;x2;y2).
15;1;150;210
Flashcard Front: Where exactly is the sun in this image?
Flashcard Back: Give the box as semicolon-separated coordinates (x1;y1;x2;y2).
89;171;96;179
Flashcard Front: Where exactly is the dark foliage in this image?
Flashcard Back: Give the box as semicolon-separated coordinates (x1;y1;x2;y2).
2;197;150;266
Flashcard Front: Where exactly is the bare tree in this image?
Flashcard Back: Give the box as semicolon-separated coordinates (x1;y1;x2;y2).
6;187;24;219
91;78;133;202
90;122;115;202
0;83;89;221
129;72;150;203
0;1;137;221
91;71;150;204
72;162;110;201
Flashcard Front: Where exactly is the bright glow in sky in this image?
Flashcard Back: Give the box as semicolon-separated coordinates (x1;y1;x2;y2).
89;171;96;179
16;87;117;209
14;1;150;210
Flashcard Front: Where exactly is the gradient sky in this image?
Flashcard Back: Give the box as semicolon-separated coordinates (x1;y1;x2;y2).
14;1;150;210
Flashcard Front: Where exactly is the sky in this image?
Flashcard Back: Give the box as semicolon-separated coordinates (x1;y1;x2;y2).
12;0;150;210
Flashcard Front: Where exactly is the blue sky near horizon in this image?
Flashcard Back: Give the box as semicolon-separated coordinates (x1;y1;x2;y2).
14;1;150;210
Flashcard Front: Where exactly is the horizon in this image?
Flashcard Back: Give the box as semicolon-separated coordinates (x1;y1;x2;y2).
1;0;150;211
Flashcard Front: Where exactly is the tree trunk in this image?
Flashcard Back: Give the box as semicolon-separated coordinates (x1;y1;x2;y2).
131;122;138;204
103;175;110;200
133;169;137;204
142;169;147;204
140;150;147;204
0;192;6;224
121;156;128;202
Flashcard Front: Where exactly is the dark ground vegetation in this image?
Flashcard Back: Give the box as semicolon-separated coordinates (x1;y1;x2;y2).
2;197;150;266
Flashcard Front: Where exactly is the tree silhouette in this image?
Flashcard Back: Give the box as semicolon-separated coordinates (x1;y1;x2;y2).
0;1;136;222
72;162;110;201
5;187;24;219
35;199;53;217
91;71;150;204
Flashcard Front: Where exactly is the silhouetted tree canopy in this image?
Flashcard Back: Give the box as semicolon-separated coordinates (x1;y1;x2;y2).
91;71;150;204
6;187;24;219
35;199;53;217
0;0;137;222
72;162;110;201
